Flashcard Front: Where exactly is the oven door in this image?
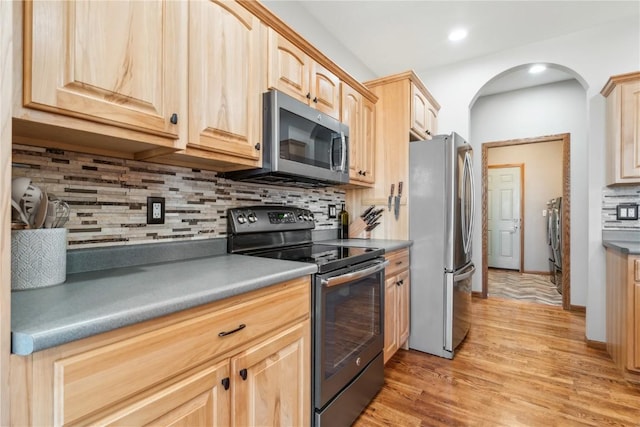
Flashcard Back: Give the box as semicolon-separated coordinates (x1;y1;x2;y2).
314;258;387;409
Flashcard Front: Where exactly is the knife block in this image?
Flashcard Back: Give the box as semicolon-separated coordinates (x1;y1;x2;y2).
348;218;371;239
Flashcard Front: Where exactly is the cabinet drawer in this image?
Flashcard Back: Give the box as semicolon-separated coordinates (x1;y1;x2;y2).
53;277;310;425
385;248;410;277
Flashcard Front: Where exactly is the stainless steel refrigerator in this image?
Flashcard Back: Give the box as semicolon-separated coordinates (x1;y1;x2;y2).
408;132;476;359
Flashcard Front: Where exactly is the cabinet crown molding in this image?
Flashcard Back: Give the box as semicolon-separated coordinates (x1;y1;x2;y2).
601;71;640;97
364;70;440;111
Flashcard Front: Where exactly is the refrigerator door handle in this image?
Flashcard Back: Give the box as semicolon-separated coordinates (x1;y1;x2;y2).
454;264;476;281
467;151;476;253
460;151;476;255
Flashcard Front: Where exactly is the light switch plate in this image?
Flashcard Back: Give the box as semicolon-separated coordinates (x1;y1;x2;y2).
616;203;639;220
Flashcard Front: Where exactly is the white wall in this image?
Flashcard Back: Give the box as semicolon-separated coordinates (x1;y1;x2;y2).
420;17;640;342
487;139;565;273
261;1;377;81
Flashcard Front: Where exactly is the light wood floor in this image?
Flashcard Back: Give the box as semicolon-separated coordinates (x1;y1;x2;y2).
354;297;640;426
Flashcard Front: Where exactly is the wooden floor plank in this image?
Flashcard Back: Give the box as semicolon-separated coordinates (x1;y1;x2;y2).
354;297;640;426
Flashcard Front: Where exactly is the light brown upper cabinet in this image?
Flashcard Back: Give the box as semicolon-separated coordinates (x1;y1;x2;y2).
411;82;438;140
181;0;265;170
268;29;341;119
602;72;640;185
357;71;440;239
17;0;186;156
342;84;375;186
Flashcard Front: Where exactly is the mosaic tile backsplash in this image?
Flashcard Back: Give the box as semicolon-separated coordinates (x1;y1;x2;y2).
602;185;640;231
12;145;345;248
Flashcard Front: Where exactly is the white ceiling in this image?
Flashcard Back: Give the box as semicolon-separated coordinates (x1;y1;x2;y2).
286;1;639;95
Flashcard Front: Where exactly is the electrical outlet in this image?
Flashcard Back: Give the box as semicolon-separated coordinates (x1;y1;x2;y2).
328;204;337;219
147;197;165;224
616;203;639;220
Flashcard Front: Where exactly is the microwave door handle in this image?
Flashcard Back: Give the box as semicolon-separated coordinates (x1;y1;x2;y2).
339;131;347;172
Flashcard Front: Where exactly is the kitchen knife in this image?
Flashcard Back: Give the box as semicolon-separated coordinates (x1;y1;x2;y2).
394;181;403;220
360;205;375;219
366;222;380;232
388;184;395;211
367;212;383;226
364;208;383;225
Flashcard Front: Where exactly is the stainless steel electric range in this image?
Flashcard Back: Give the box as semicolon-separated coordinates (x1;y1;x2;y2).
228;206;386;427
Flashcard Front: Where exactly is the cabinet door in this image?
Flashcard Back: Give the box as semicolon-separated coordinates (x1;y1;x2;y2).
397;270;411;347
410;82;428;140
93;359;230;426
361;98;376;184
384;275;399;364
268;30;311;104
25;0;183;139
620;82;640;180
232;321;310;427
342;84;362;180
427;104;438;138
311;62;341;119
188;0;263;167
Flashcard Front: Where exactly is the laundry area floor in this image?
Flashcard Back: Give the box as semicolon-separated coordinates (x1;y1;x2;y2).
488;269;562;306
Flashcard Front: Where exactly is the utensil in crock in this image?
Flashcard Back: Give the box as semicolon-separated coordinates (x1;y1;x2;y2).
11;177;31;204
11;199;30;228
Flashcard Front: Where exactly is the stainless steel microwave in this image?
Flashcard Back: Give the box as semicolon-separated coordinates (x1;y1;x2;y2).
224;90;349;187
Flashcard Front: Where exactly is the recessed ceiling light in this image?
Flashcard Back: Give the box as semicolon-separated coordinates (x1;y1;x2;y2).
448;28;468;42
529;64;547;74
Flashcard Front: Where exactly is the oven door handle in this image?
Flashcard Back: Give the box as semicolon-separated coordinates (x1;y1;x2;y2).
321;260;389;287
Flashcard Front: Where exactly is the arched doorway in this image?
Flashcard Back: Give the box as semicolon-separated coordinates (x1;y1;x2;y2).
470;63;587;310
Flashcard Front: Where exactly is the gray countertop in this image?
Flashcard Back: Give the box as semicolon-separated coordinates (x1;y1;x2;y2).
602;240;640;255
11;254;317;355
319;238;413;252
602;230;640;255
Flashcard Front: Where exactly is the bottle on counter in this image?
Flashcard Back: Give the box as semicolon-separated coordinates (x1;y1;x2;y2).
338;203;349;239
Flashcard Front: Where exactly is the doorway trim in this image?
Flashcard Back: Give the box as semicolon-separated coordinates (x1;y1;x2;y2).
487;164;525;272
481;133;571;310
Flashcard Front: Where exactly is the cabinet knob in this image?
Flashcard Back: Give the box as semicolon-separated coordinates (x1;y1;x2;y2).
313;97;318;103
363;171;367;176
221;377;230;390
254;143;261;151
396;279;404;286
239;368;248;381
306;92;311;99
170;113;178;125
426;129;431;135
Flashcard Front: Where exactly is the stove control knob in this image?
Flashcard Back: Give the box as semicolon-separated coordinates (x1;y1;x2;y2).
237;214;247;224
309;213;315;221
297;213;304;221
303;214;309;221
247;213;257;223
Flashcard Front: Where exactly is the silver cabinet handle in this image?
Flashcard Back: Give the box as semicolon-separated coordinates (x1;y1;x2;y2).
321;260;389;287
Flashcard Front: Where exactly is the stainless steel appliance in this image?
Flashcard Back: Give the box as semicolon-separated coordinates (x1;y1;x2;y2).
224;90;349;187
408;132;476;359
227;206;386;426
547;197;562;293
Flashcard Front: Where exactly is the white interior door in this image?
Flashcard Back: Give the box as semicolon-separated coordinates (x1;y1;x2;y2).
487;166;522;270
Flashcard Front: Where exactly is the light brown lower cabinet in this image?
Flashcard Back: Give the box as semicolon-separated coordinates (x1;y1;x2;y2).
384;248;410;363
10;277;311;426
606;248;640;384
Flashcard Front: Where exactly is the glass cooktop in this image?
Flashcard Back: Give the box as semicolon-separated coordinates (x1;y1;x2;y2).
247;244;383;274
